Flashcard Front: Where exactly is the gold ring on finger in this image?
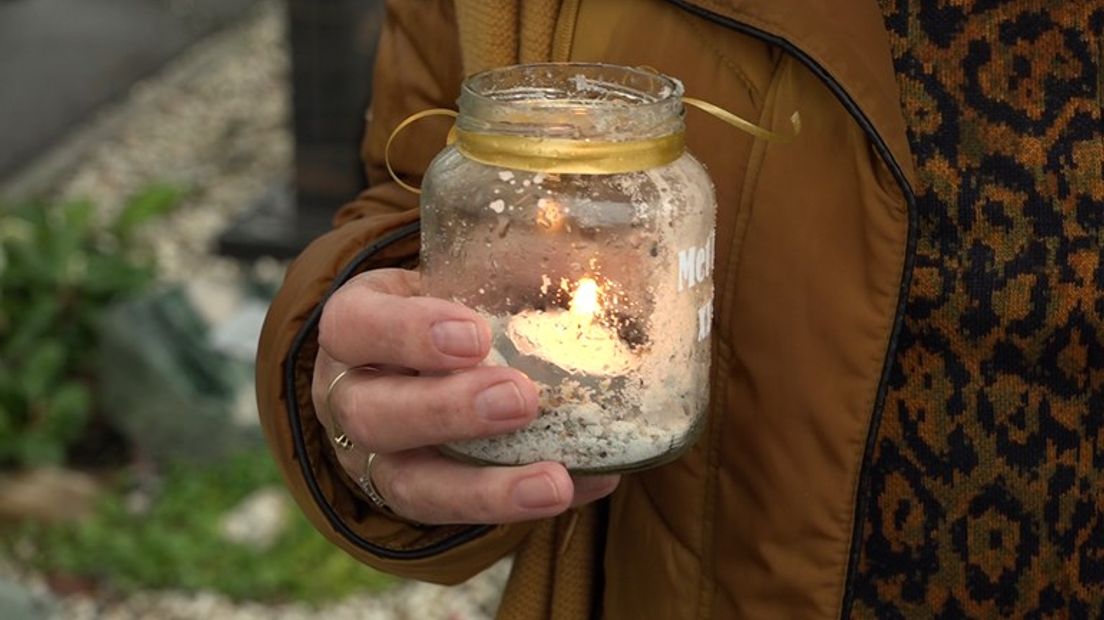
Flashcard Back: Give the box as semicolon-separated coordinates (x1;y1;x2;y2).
324;365;379;451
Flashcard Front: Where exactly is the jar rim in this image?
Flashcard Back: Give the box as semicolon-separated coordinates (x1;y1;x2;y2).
461;63;684;108
457;63;685;140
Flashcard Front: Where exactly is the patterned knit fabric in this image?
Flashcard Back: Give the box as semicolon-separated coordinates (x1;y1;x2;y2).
519;0;563;64
455;0;520;75
852;1;1104;617
454;0;563;75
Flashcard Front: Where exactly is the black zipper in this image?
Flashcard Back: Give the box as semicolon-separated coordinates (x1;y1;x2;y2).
661;1;919;617
284;220;498;560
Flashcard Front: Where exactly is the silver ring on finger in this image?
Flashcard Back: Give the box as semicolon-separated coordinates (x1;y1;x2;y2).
357;452;390;511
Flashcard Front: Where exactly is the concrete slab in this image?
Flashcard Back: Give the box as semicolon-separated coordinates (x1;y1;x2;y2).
0;0;257;183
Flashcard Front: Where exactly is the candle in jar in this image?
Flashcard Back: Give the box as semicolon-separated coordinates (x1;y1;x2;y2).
506;278;636;376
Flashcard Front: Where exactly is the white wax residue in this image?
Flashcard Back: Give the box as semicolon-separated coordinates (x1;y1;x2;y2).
507;310;635;376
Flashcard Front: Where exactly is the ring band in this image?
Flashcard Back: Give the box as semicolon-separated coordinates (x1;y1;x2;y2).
324;366;379;451
357;452;389;511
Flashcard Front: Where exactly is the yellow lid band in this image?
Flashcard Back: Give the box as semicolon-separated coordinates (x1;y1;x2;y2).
453;128;685;175
385;100;800;193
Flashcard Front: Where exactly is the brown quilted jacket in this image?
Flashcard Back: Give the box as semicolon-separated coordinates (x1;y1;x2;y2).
256;0;917;617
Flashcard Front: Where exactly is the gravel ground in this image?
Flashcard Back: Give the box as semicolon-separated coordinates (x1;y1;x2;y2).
59;562;510;620
54;0;291;287
6;1;510;618
2;558;510;620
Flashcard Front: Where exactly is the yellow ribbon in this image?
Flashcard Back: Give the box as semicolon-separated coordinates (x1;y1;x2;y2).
384;108;458;194
385;100;800;193
683;97;802;143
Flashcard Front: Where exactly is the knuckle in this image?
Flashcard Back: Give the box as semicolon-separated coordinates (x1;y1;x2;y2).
350;269;401;295
424;396;466;442
317;296;350;354
396;376;465;444
362;302;421;368
376;320;410;363
382;465;412;514
468;474;505;521
347;271;379;289
342;384;376;447
311;380;327;416
310;365;328;412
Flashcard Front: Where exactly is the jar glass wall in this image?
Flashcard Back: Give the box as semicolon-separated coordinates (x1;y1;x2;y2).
420;64;717;473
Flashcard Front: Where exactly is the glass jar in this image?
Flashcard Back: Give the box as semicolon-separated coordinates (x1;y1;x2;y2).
420;63;716;473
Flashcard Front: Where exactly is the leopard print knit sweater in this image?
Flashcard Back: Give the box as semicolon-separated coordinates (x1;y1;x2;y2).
851;1;1104;616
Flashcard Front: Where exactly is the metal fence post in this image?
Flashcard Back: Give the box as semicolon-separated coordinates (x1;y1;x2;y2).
219;0;385;259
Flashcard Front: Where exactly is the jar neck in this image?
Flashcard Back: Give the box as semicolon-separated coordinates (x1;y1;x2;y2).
456;64;685;142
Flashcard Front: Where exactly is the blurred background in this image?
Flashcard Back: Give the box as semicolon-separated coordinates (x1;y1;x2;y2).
0;0;505;617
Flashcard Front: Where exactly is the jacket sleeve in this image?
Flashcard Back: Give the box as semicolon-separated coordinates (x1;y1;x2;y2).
255;0;534;585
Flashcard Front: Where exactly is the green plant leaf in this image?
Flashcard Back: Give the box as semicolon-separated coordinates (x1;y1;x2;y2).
20;339;67;400
15;431;65;466
1;291;62;359
0;187;173;468
62;200;95;234
42;381;91;442
114;185;182;240
7;232;58;286
81;255;154;297
0;400;17;462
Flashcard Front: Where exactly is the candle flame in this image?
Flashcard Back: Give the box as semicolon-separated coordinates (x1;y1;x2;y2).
569;278;601;318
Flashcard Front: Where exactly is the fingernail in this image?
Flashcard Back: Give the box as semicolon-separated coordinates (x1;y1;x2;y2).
431;320;482;357
513;474;561;509
475;381;526;421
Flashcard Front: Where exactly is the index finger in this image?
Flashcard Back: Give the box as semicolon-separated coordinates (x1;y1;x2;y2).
318;270;492;371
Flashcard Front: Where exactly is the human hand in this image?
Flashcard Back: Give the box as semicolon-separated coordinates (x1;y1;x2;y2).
312;268;620;525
